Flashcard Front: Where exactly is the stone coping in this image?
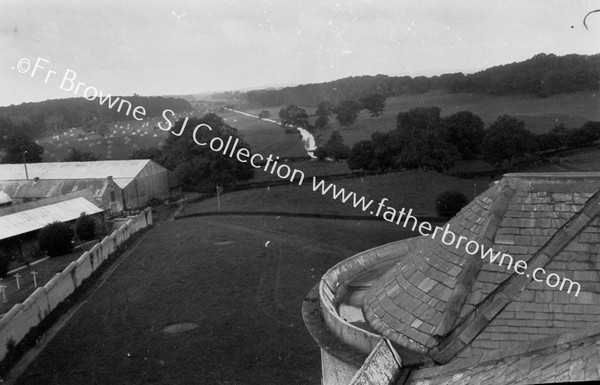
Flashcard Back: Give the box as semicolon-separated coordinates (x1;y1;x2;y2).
318;236;431;355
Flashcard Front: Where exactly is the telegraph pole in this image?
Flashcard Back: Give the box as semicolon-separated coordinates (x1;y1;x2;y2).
23;150;29;180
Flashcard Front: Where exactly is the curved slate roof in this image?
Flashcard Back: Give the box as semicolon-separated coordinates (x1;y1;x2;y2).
362;173;600;363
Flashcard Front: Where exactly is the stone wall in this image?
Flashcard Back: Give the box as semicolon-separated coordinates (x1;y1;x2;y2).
0;207;152;362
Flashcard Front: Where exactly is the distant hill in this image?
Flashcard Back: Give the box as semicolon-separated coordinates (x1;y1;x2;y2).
245;53;600;107
0;95;192;140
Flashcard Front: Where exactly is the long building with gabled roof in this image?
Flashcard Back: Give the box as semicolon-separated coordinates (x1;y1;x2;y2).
0;160;178;211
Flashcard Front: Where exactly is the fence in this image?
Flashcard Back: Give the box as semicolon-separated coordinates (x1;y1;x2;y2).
0;207;152;363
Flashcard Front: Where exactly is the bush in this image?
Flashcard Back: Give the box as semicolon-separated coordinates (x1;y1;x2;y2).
0;253;10;278
435;191;469;217
314;147;328;160
75;213;96;241
38;222;74;257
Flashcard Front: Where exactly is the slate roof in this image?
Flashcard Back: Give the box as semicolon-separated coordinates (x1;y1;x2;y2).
408;321;600;384
362;173;600;364
0;160;151;188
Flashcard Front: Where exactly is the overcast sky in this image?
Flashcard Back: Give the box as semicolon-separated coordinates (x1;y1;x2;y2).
1;0;598;106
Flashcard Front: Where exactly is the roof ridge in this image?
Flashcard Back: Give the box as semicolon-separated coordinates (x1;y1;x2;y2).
431;185;600;363
434;179;515;337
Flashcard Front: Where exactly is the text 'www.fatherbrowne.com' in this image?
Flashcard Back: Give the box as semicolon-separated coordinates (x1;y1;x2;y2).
311;177;581;297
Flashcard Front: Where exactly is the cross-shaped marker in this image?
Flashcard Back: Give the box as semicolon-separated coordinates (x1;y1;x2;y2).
14;273;21;290
31;271;38;288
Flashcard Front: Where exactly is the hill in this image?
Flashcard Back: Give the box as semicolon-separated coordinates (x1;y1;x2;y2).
0;95;192;143
245;53;600;107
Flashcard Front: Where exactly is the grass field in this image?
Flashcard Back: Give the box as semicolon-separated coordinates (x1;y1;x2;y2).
36;90;598;164
186;170;494;217
35;114;186;162
243;90;600;153
16;215;429;385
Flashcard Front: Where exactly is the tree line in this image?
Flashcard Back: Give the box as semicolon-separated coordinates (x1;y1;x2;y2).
343;107;600;173
0;95;192;145
246;53;600;107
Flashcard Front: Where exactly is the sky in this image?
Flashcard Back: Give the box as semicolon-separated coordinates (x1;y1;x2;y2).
0;0;599;106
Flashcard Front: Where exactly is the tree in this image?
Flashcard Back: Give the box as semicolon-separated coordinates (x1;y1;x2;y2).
64;147;98;162
0;253;9;278
38;222;74;257
371;131;403;171
1;132;44;164
565;121;600;148
536;124;569;152
314;115;330;129
279;105;309;129
258;110;271;120
130;146;165;164
324;131;350;160
396;106;443;135
44;114;68;133
360;93;386;118
161;113;254;190
75;213;96;241
333;100;362;127
314;147;328;160
445;111;485;159
396;107;459;171
482;115;535;166
348;140;377;170
315;101;333;117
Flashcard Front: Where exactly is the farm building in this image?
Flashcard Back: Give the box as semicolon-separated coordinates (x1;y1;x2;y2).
0;189;98;217
0;160;178;211
0;197;103;259
304;172;600;384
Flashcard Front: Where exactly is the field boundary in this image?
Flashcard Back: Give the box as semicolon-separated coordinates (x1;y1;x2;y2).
175;210;446;223
0;208;153;369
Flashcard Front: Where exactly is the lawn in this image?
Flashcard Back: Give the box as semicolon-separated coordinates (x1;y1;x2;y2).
185;170;494;217
16;215;429;385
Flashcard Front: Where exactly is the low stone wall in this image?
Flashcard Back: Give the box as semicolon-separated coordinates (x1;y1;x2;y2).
0;207;153;362
319;235;431;356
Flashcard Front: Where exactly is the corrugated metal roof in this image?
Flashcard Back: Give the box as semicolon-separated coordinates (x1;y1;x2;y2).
0;189;99;217
0;191;11;205
0;160;151;188
0;179;107;199
0;197;103;241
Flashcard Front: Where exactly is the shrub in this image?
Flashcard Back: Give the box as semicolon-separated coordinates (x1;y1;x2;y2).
314;147;328;160
38;222;74;257
0;253;10;278
435;191;469;217
75;213;96;241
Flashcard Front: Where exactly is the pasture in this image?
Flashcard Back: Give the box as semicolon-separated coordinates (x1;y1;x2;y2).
185;169;494;217
35;114;187;162
245;90;600;149
16;215;428;385
34;90;599;170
